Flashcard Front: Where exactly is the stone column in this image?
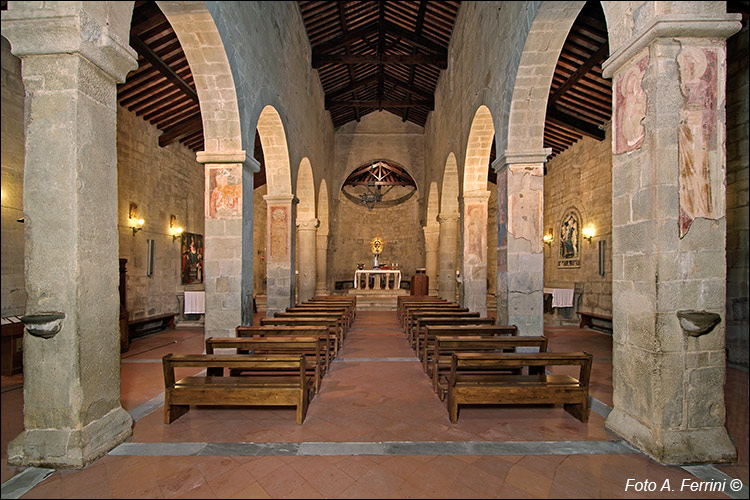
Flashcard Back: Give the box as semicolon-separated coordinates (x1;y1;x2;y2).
461;190;490;316
197;152;253;338
2;3;137;468
602;14;741;464
264;194;297;316
315;231;329;296
423;224;440;295
438;213;460;301
296;218;319;303
494;152;547;335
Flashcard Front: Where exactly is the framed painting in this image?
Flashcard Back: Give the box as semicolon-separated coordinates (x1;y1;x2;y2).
181;232;204;284
558;209;581;268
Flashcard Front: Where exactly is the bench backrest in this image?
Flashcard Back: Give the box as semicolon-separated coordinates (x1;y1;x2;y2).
426;324;515;336
163;353;305;386
206;336;322;356
261;317;337;326
435;335;547;353
450;352;592;386
236;325;330;337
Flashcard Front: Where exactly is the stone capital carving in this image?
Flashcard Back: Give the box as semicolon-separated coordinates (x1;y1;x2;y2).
263;193;298;205
495;150;552;172
423;225;440;238
297;218;320;231
462;189;491;202
602;14;742;79
196;150;252;169
438;213;460;224
2;8;138;83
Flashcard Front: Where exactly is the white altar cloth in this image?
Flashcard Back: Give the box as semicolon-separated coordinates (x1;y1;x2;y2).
354;269;402;290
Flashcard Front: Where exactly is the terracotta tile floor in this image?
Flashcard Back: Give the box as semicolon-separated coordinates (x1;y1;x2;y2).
1;310;747;498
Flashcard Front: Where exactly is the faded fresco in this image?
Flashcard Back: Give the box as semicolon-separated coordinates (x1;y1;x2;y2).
207;166;241;218
507;166;543;254
464;203;487;279
677;46;719;238
614;51;649;154
269;206;289;260
496;168;508;249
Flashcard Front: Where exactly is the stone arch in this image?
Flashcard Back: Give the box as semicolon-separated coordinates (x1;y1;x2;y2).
460;106;495;315
424;181;440;295
257;105;293;196
157;1;242;154
315;179;330;296
439;153;460;301
295;158;317;302
462;105;495;194
426;182;440;225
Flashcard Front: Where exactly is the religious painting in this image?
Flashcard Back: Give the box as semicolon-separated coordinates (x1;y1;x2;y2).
507;164;544;254
614;50;649;155
206;166;241;218
677;46;721;238
496;167;507;249
558;209;580;268
269;206;288;260
464;203;487;279
181;232;204;284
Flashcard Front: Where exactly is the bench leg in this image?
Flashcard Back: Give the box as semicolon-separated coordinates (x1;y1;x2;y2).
447;391;459;424
564;397;590;423
297;389;309;425
165;403;190;424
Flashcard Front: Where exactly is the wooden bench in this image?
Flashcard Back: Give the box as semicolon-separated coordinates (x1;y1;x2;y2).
397;296;448;323
422;324;517;373
447;351;593;424
312;295;356;312
1;317;24;376
398;298;450;325
432;335;546;400
236;325;334;370
276;311;348;340
162;353;311;425
404;305;467;335
409;311;482;349
128;313;175;339
578;312;612;332
260;317;343;356
287;305;353;328
206;336;324;394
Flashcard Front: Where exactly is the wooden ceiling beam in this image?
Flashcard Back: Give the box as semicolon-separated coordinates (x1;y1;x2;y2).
311;21;379;55
548;43;608;107
328;99;433;109
312;53;447;68
382;20;447;56
130;34;198;104
159;115;203;147
546;106;605;141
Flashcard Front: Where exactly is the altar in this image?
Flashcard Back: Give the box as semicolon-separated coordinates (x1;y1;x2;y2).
354;269;402;290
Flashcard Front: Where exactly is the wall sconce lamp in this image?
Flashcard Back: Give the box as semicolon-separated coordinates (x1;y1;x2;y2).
543;232;554;247
131;218;145;235
169;215;183;242
582;226;595;242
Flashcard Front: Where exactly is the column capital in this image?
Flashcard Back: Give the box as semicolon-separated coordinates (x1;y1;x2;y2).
297;218;320;231
197;150;259;173
495;150;552;172
602;13;742;79
438;213;460;224
423;225;440;237
462;189;491;202
1;6;138;82
263;193;298;204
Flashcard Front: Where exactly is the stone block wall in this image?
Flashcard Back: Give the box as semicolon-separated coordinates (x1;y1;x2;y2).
0;36;25;317
726;21;749;367
116;106;205;321
543;123;613;318
253;183;267;296
331;189;422;286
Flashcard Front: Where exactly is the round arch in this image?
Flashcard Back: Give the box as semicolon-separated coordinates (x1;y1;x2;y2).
296;158;315;220
462;105;495;194
256;105;292;196
441;152;459;215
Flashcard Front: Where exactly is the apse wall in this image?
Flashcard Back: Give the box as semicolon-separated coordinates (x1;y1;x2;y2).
330;112;426;288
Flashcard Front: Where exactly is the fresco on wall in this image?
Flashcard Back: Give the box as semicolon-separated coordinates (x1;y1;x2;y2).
677;46;720;238
207;165;241;218
558;209;580;268
614;51;649;155
269;206;289;260
465;203;487;279
181;232;203;284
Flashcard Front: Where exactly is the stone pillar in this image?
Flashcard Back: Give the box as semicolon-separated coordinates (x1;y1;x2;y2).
296;218;319;303
197;152;253;338
602;14;741;464
423;224;440;295
495;152;547;335
438;213;460;301
461;190;490;316
315;231;329;296
264;194;297;316
2;3;137;468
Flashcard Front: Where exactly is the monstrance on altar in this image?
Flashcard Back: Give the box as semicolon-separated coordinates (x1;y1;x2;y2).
371;236;384;268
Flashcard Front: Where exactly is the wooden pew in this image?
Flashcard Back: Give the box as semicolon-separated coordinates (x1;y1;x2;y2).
287;304;353;328
398;297;450;325
422;324;518;373
273;311;347;346
310;296;357;317
404;305;467;337
206;336;324;394
446;351;593;424
409;311;482;349
162;353;310;425
431;335;546;400
261;317;343;356
236;325;334;370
